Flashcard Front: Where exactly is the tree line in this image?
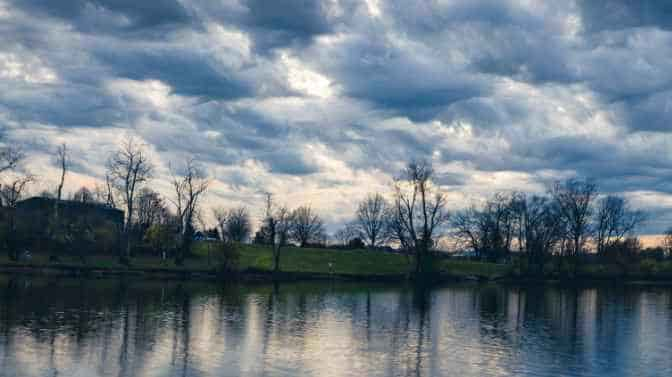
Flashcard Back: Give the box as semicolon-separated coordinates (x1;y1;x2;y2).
1;134;669;277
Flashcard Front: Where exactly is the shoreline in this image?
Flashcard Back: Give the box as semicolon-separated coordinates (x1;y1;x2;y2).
3;263;672;286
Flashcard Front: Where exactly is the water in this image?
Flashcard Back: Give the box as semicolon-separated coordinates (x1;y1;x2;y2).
1;277;671;377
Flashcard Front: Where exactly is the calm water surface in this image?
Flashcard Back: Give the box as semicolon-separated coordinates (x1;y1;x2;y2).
1;276;671;377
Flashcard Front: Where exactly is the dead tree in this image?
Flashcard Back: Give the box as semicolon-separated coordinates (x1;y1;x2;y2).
355;193;389;248
170;158;208;265
106;137;153;262
551;178;597;256
594;195;646;255
214;206;251;242
289;205;325;247
259;193;291;272
391;160;450;274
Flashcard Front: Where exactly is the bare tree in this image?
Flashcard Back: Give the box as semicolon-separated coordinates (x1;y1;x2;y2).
135;188;168;238
170;158;209;265
334;222;359;246
0;132;23;175
355;193;389;248
0;174;35;208
452;195;517;262
451;206;484;257
595;195;646;255
214;206;251;242
551;178;598;256
663;228;672;257
1;173;34;261
259;193;292;272
289;205;325;247
72;186;95;203
55;143;68;201
391;160;450;274
106;137;153;261
520;195;563;273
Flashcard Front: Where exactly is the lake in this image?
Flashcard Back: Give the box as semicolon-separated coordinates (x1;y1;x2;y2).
1;277;671;377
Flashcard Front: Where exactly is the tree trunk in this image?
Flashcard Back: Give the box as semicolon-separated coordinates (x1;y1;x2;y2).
273;244;281;273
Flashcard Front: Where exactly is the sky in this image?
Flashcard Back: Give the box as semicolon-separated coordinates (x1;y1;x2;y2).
1;0;672;236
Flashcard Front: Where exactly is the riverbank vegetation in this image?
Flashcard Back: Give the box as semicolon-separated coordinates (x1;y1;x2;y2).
2;135;672;282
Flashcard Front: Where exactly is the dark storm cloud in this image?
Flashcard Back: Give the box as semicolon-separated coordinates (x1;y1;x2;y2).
10;0;194;34
305;33;490;121
579;0;672;32
95;48;253;100
0;84;124;127
242;0;334;50
616;90;672;132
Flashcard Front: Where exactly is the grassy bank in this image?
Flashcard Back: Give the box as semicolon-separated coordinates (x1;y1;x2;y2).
0;242;510;281
5;244;672;283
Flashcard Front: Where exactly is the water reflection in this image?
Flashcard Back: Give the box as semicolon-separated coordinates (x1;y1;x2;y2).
1;277;672;377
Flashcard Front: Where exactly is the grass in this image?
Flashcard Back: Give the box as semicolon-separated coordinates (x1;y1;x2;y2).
196;243;413;275
0;242;508;280
7;245;672;282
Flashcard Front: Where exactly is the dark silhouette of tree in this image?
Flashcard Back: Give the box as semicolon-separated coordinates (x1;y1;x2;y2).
0;174;34;208
214;206;251;242
519;195;563;273
0;173;33;260
452;207;484;257
594;195;646;255
391;160;449;274
133;188;169;243
135;189;167;226
355;192;390;248
289;205;325;247
551;178;598;256
0;132;22;175
106;136;153;263
170;158;208;265
71;186;95;203
664;228;672;257
55;143;68;202
259;193;291;272
452;193;519;262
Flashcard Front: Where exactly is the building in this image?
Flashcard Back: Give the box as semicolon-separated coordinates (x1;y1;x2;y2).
2;197;124;254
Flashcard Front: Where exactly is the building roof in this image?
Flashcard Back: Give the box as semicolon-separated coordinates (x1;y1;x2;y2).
17;197;124;216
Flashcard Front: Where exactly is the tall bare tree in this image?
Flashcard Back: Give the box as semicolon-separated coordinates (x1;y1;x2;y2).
551;178;597;256
1;173;34;261
106;137;153;261
520;195;563;273
355;193;389;248
170;158;209;265
391;160;450;274
259;193;292;272
55;143;68;201
594;195;646;255
289;205;325;247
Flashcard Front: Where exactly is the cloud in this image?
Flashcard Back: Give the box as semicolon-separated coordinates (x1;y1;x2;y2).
578;1;672;32
9;0;194;34
2;0;672;235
